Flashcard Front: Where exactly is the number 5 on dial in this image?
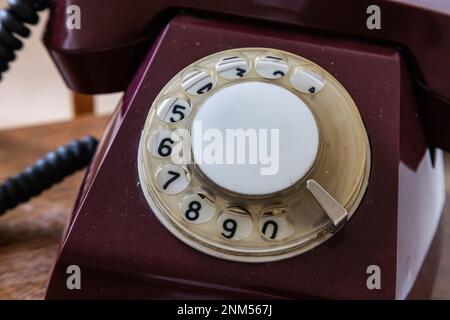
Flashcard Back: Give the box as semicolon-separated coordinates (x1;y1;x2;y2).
156;96;191;123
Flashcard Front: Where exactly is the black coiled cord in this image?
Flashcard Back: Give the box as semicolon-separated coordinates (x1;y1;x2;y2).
0;136;98;216
0;0;51;80
0;1;99;216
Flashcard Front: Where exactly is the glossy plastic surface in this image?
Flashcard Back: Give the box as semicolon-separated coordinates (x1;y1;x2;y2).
46;16;444;299
44;0;450;103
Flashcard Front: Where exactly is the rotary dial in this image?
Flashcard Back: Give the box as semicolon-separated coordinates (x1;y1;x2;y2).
138;48;370;262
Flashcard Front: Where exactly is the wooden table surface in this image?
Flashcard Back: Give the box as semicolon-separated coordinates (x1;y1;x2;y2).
0;115;449;299
0;116;108;299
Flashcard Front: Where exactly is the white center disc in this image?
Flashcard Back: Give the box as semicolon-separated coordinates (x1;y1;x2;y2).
191;81;319;195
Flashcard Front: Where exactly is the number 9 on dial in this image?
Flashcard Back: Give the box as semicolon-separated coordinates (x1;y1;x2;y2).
217;208;253;241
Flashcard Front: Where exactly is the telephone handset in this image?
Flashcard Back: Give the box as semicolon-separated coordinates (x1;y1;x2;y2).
0;0;444;299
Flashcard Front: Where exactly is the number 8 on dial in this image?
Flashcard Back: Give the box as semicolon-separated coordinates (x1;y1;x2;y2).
180;193;216;224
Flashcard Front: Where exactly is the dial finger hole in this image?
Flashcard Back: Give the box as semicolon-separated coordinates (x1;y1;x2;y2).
180;192;216;224
216;56;250;79
259;209;294;241
148;129;176;158
255;54;289;79
155;164;190;194
217;207;253;241
290;66;326;94
181;68;215;95
156;96;191;123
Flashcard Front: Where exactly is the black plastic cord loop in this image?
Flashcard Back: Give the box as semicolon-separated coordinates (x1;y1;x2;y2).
0;0;51;79
0;136;98;215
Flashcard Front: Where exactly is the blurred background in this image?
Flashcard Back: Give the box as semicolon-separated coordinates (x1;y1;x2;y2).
0;0;120;129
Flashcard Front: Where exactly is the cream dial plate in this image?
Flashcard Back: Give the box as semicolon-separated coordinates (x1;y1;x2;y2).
138;48;371;262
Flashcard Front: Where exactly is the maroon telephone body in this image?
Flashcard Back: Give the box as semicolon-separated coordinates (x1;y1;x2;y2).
43;0;450;299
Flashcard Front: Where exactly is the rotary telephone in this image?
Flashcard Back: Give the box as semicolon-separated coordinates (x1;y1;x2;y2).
2;0;450;299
